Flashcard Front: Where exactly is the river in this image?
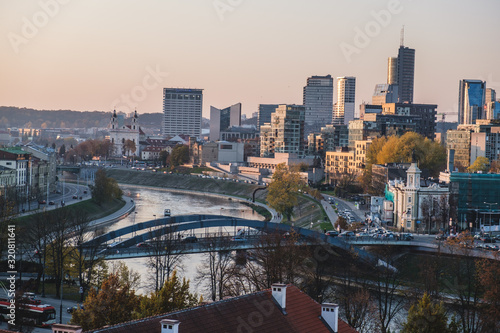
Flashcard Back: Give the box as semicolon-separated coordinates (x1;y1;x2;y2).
102;185;264;295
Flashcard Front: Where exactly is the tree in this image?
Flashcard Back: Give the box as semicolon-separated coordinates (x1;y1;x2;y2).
123;139;136;157
71;273;138;330
170;145;189;167
196;235;235;301
402;293;458;333
476;258;500;331
146;225;183;291
90;169;123;204
137;270;198;319
59;143;66;157
159;150;169;167
266;163;302;221
467;156;490;173
334;216;348;232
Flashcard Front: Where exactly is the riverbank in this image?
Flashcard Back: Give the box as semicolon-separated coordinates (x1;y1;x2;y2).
105;169;326;229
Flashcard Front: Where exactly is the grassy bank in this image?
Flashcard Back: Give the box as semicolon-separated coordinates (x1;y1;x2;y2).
14;198;126;225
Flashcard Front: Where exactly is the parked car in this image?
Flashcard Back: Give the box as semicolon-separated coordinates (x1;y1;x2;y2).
38;200;46;204
325;230;339;237
72;195;78;199
48;201;55;205
182;236;198;243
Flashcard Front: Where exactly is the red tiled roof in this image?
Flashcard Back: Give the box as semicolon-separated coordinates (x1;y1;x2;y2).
87;285;358;333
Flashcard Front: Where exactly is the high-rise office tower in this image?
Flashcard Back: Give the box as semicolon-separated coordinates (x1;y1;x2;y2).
163;88;203;137
458;80;486;125
209;103;241;141
387;56;398;85
333;76;356;125
303;75;334;133
397;46;415;103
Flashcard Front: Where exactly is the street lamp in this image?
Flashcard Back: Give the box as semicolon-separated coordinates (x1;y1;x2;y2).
484;202;497;238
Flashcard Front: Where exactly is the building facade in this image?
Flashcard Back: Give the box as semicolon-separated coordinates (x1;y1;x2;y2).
333;76;356;125
303;75;334;134
260;104;305;158
396;46;415;103
109;110;142;157
209;103;241;142
458;79;486;125
257;104;279;131
163;88;203;138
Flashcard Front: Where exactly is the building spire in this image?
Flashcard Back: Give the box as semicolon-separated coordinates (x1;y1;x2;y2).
400;25;405;47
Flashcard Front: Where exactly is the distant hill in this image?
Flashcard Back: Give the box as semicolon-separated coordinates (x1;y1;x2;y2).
0;106;257;130
0;106;163;129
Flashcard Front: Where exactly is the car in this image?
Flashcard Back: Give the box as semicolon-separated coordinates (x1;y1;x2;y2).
83;190;88;194
72;195;78;199
136;242;151;248
435;234;446;240
67;305;84;313
325;230;339;237
401;233;414;241
38;200;46;204
48;201;55;205
484;244;499;251
182;236;198;243
338;231;355;238
356;232;370;237
496;235;500;241
481;236;496;243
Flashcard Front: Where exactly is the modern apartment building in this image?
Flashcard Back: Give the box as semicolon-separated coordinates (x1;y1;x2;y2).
333;76;356;125
458;80;486;125
259;104;305;157
163;88;203;138
209;103;241;141
303;75;334;133
257;104;280;131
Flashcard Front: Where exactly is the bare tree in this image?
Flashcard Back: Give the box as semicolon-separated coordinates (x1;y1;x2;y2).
146;224;183;291
196;234;235;301
371;248;406;333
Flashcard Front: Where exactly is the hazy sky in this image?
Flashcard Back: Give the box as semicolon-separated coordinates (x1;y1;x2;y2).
1;0;499;120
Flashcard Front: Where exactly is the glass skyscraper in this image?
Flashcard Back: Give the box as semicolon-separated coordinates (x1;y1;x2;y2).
458;80;486;124
397;46;415;103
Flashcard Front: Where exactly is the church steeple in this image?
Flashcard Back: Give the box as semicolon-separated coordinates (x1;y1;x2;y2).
406;162;421;189
132;109;138;130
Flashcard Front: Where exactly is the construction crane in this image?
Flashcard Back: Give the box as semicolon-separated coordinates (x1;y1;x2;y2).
436;112;458;122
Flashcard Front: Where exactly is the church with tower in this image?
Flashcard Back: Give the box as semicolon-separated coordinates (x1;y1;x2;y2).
385;161;449;233
108;110;144;157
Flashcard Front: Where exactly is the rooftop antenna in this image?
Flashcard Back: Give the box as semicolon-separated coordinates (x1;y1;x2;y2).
400;25;405;46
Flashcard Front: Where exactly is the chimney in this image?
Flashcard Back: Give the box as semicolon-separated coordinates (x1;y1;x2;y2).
321;303;339;332
160;319;180;333
271;283;287;312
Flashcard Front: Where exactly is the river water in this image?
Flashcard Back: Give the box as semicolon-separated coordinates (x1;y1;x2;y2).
103;185;264;295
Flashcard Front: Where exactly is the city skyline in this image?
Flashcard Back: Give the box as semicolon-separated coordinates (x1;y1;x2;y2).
1;0;500;121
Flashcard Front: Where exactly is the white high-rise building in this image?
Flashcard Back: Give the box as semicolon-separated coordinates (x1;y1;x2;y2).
163;88;203;137
333;77;356;125
303;75;333;134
